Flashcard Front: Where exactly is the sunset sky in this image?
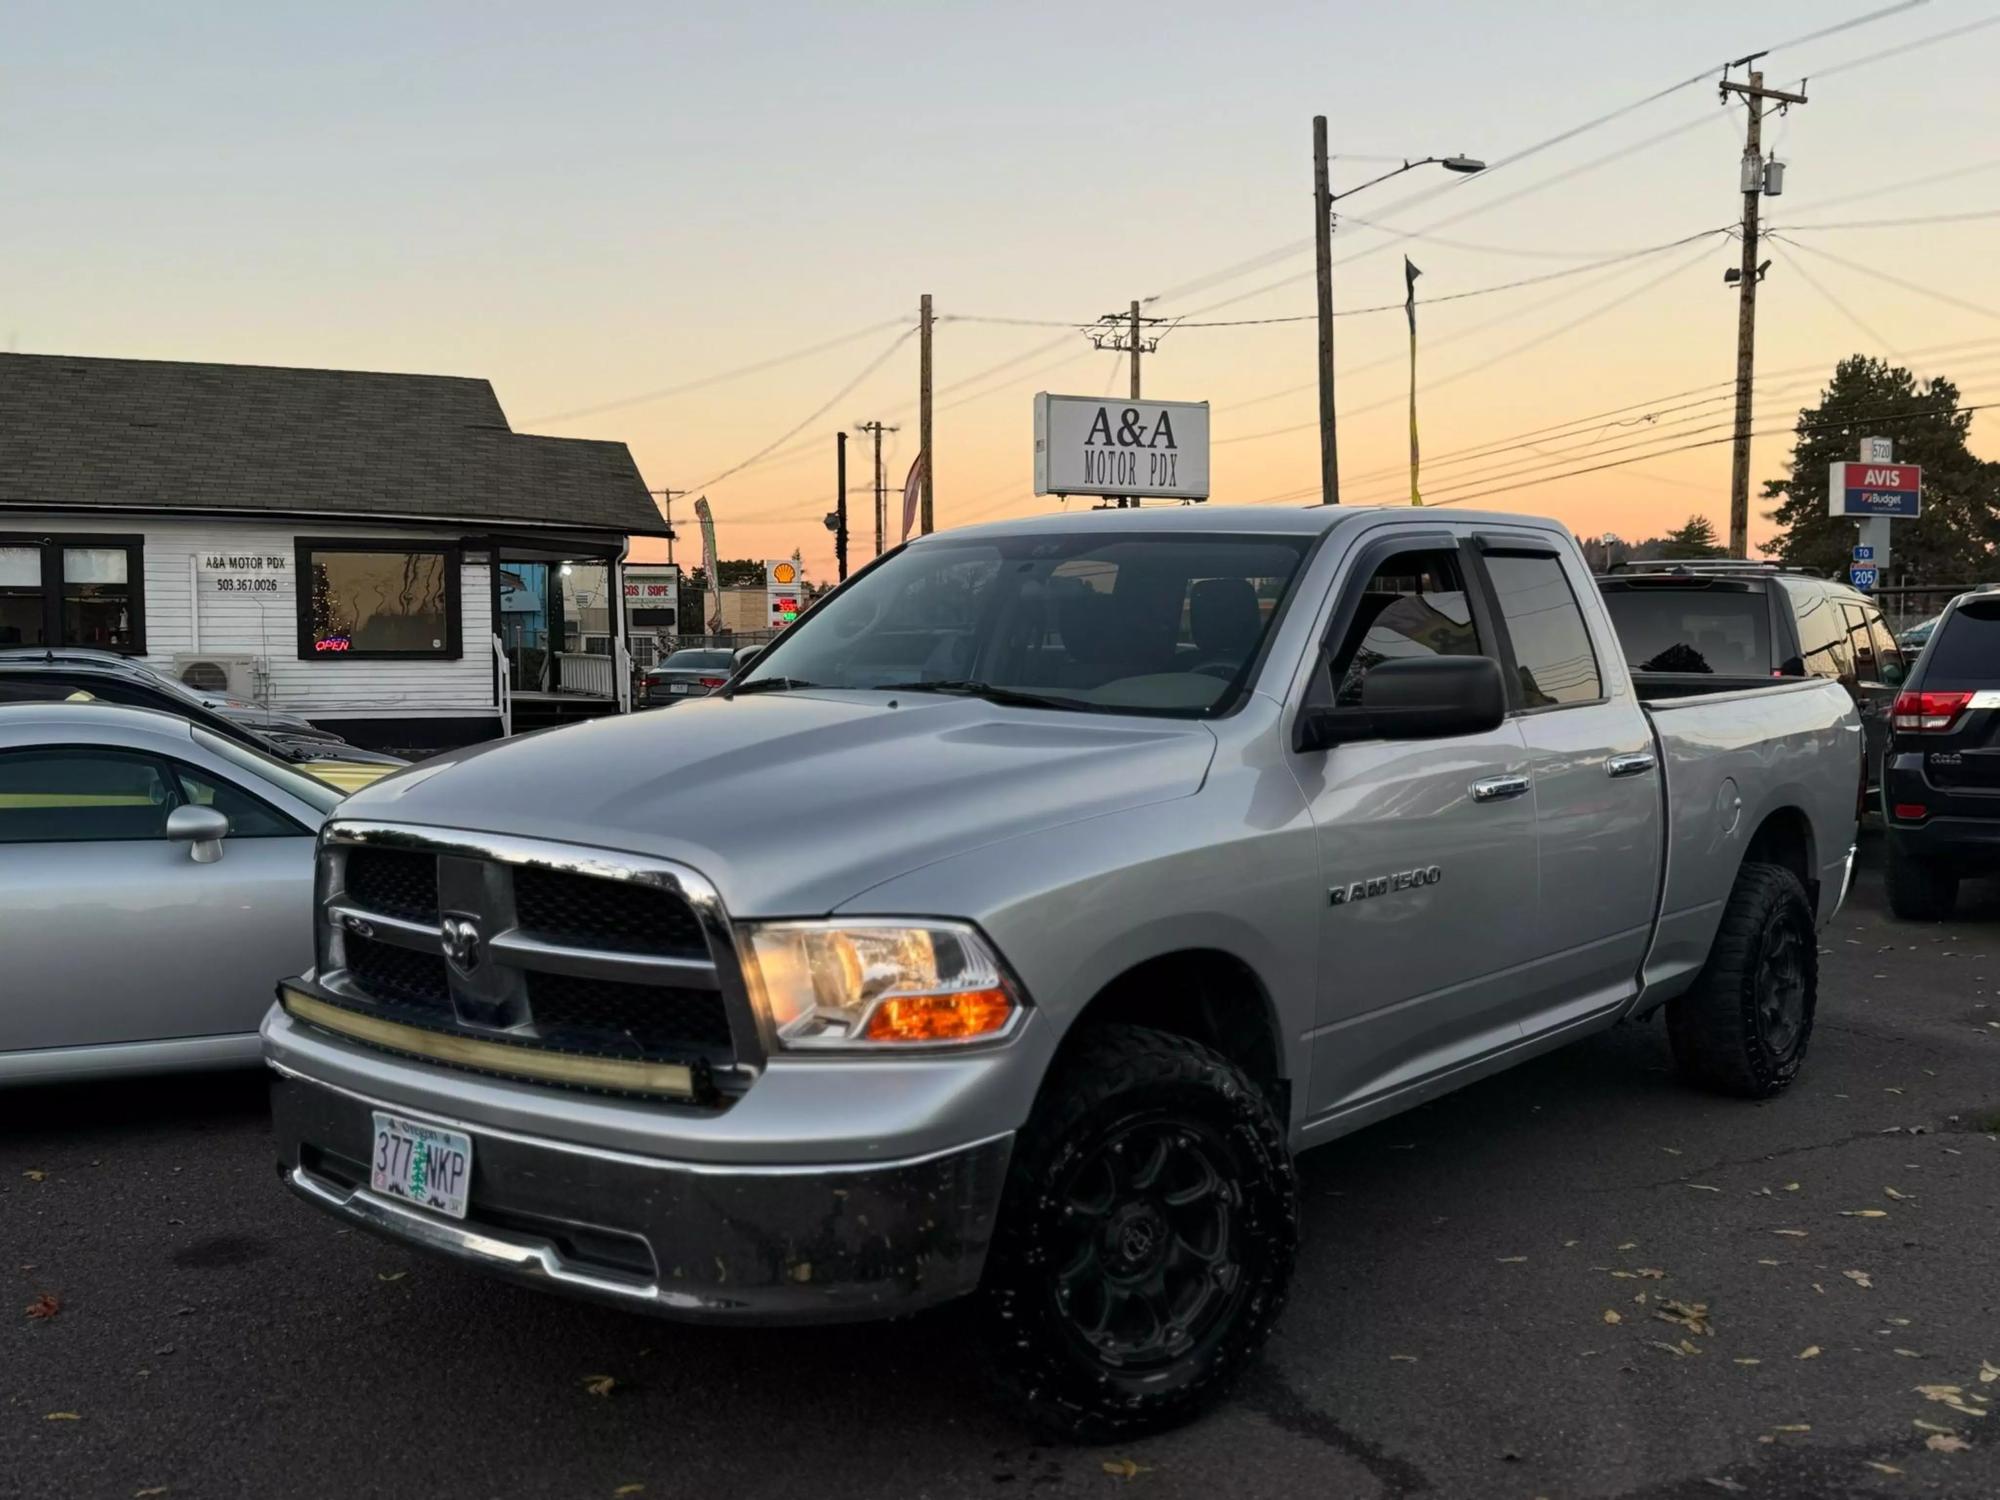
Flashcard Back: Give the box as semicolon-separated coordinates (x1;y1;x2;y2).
9;1;1998;581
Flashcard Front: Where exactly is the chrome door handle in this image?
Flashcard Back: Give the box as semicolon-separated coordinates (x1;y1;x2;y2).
1470;774;1531;803
1607;751;1658;779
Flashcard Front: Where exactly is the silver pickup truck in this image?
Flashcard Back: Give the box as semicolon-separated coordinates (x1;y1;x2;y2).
264;506;1861;1437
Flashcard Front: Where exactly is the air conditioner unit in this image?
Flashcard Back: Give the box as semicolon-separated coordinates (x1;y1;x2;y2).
172;652;263;701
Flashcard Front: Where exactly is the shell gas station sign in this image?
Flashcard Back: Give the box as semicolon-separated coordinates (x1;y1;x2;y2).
766;559;802;629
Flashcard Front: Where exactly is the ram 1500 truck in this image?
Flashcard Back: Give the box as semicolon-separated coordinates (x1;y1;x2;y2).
265;506;1861;1437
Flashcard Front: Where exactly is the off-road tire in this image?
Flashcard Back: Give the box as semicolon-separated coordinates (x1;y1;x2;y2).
978;1024;1297;1441
1885;837;1959;921
1667;861;1818;1099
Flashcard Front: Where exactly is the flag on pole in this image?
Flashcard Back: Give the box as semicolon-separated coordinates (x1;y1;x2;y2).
693;495;722;633
899;453;926;543
1405;258;1423;507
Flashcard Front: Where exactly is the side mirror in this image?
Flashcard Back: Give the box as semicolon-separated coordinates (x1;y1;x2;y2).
1296;656;1508;752
1880;660;1907;687
733;645;763;668
166;804;230;864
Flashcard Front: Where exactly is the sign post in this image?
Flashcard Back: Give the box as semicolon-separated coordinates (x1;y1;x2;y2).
1034;394;1210;504
1829;439;1919;593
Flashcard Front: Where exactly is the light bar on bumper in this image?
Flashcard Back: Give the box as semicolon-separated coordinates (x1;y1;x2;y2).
733;920;1024;1051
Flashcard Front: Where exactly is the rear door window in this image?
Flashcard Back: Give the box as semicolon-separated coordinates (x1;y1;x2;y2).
1599;588;1770;674
1485;552;1601;707
1841;604;1881;684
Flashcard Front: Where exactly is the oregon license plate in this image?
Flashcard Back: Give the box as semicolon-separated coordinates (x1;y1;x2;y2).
370;1111;472;1220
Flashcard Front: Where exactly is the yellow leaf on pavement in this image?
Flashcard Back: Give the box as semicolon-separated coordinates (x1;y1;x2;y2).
1865;1462;1902;1475
45;1412;81;1421
1980;1360;2000;1384
1884;1187;1911;1201
1496;1256;1528;1264
1842;1269;1872;1289
22;1171;45;1182
1840;1209;1889;1219
1914;1419;1955;1433
614;1487;645;1497
1784;1182;1801;1191
375;1271;407;1283
1771;1424;1811;1433
1389;1354;1419;1363
1734;1358;1762;1366
1926;1434;1971;1453
582;1375;617;1398
1602;1309;1622;1325
1798;1346;1822;1360
1772;1230;1810;1238
1101;1458;1150;1480
1687;1184;1721;1192
1617;1242;1638;1251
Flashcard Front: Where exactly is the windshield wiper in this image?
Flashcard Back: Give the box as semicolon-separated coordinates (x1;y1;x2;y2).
876;679;1092;712
725;676;820;698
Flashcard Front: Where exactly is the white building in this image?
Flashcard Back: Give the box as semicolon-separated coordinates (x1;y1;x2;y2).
0;353;669;750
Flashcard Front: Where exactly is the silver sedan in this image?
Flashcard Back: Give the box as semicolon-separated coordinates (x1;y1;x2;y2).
0;701;342;1085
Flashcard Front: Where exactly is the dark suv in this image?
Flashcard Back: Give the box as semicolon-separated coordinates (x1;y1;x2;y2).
1880;590;2000;918
1598;563;1907;785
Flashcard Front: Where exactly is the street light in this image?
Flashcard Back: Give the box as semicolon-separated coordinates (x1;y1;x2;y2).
1313;118;1486;505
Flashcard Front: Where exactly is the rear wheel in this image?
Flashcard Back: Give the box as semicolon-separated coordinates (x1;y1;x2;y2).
978;1024;1296;1441
1885;837;1958;921
1667;862;1817;1099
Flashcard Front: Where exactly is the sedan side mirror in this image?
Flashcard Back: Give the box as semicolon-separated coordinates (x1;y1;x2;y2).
1296;656;1508;752
733;645;763;668
166;804;231;864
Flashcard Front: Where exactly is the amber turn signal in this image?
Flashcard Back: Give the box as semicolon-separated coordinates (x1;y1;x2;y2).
863;989;1015;1044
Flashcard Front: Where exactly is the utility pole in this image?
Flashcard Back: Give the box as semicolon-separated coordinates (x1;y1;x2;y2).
855;420;897;557
1721;60;1806;557
828;432;849;581
1090;303;1164;507
919;293;935;535
1313;115;1337;505
649;487;688;566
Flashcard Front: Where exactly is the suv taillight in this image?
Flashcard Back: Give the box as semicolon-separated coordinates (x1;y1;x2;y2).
1892;689;1972;732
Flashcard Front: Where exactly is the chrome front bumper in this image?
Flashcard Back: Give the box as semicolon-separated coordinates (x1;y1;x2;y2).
270;1065;1013;1325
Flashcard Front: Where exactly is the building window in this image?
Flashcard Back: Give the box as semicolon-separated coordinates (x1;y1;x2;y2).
296;540;461;660
0;535;146;653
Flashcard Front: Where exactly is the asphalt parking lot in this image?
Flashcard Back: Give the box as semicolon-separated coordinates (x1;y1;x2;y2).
7;834;1998;1500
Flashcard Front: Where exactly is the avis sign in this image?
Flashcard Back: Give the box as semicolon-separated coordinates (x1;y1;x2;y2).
1828;461;1921;519
1034;394;1210;501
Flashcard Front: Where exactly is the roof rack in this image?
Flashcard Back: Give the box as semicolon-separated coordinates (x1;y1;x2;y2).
1602;560;1824;579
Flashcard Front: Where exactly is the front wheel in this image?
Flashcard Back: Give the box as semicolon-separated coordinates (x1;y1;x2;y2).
978;1024;1297;1441
1667;861;1818;1099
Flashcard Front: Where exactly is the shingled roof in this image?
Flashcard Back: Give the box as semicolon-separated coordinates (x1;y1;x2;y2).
0;352;667;536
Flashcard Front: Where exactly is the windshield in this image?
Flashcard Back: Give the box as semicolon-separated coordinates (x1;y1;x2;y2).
1601;588;1771;675
738;531;1312;716
192;725;344;814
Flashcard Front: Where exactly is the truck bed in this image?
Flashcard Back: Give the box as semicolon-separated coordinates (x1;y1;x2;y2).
1633;676;1861;1011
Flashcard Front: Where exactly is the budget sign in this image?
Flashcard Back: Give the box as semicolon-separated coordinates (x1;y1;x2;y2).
1034;394;1210;501
1827;461;1921;519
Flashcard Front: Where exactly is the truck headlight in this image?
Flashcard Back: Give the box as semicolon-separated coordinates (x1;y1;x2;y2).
735;920;1022;1050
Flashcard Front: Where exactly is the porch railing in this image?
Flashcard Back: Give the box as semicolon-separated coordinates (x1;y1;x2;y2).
554;652;616;698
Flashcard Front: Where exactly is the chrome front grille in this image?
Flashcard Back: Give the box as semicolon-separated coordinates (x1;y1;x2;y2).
311;822;757;1098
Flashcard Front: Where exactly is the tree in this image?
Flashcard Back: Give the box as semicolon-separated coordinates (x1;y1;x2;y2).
1760;355;2000;581
1656;515;1724;559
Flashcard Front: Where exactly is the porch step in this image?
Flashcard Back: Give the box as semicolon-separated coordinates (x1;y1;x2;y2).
510;695;623;733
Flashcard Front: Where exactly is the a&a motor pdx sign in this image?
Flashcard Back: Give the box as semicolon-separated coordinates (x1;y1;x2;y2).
1034;393;1210;501
1827;461;1921;518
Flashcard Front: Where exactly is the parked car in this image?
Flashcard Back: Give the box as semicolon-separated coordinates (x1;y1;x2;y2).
1896;614;1941;653
1597;562;1905;786
0;652;405;793
1880;589;2000;919
265;507;1859;1438
640;647;739;706
0;701;342;1085
0;647;340;740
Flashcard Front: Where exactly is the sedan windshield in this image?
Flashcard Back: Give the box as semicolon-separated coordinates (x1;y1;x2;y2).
737;531;1312;716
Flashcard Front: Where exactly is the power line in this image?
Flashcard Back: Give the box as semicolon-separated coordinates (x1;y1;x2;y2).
1779;154;2000;215
1767;234;2000;322
1773;207;2000;231
691;327;916;492
521;317;909;427
1767;243;1899;357
1390;396;1999;510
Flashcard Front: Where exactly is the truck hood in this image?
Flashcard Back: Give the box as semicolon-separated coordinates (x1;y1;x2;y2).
340;691;1217;914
